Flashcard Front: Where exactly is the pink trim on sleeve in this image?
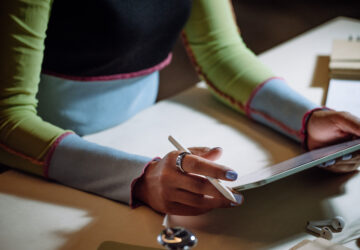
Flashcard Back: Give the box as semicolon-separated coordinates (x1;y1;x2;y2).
130;157;161;208
43;132;74;178
182;32;301;138
244;77;302;139
181;32;246;111
0;142;43;166
249;108;302;138
43;53;172;82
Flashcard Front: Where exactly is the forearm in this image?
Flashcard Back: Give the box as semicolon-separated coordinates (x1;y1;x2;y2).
0;0;155;205
0;0;66;175
183;0;274;110
183;0;319;142
0;111;67;175
48;134;152;204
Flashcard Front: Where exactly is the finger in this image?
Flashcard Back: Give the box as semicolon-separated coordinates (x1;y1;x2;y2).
181;154;238;181
165;202;212;216
188;147;223;161
172;174;244;206
169;189;232;209
320;153;360;173
173;173;225;197
324;163;359;173
333;112;360;137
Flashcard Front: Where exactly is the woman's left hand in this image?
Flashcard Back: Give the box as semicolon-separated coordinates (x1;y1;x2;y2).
307;110;360;173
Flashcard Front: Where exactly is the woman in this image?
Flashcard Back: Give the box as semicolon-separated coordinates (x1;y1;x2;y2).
1;0;359;216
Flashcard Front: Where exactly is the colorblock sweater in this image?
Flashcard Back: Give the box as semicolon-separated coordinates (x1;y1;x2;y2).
0;0;318;205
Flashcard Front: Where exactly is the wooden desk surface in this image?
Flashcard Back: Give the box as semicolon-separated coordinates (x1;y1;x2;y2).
1;17;360;250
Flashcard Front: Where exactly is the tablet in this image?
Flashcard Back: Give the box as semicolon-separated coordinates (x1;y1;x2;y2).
233;139;360;191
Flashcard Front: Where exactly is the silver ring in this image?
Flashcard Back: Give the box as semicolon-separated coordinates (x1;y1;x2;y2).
176;152;190;173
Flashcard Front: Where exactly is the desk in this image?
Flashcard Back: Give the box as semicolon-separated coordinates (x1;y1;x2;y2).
1;17;360;250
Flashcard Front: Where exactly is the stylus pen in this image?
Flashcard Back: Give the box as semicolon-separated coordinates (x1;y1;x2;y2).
168;135;237;203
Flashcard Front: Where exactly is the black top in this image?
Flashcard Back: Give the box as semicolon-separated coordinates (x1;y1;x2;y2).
42;0;192;76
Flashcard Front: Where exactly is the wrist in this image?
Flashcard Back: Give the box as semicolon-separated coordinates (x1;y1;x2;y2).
48;133;153;204
301;107;330;150
304;108;333;150
131;158;160;208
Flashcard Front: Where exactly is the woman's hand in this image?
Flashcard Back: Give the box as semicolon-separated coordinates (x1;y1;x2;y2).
307;110;360;173
133;147;243;215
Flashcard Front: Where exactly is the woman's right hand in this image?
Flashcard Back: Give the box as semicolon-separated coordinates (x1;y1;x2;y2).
133;147;243;215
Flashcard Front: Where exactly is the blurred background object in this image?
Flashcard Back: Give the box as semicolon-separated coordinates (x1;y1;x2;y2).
158;0;360;101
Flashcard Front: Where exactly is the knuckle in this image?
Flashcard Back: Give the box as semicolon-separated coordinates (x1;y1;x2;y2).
189;194;202;206
193;180;207;194
184;155;196;170
170;150;180;158
215;167;226;178
336;111;349;119
164;151;176;164
191;198;203;208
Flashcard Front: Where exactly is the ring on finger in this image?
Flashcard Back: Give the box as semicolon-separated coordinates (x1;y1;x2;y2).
176;152;191;173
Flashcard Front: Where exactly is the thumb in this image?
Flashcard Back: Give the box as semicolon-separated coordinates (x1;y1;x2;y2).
188;147;223;161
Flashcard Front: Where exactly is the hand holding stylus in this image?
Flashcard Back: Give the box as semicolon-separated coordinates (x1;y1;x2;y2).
168;136;238;203
133;138;243;215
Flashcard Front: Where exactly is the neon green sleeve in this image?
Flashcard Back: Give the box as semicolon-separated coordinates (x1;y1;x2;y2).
183;0;275;113
183;0;320;143
0;0;67;176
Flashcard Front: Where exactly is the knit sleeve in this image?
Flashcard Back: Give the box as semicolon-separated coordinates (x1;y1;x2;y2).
0;0;158;205
0;0;69;176
183;0;319;142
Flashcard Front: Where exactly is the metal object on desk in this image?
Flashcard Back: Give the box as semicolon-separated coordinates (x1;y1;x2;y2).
157;226;197;249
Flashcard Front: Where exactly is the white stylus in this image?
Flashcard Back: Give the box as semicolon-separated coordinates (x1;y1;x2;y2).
168;135;237;203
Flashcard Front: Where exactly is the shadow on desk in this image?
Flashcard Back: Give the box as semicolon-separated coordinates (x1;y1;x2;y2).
1;85;358;249
0;171;164;250
170;168;357;247
0;165;357;249
164;86;359;247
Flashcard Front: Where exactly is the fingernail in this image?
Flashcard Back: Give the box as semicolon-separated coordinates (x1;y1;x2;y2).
319;159;336;168
231;194;243;206
226;170;238;180
342;154;352;161
211;147;222;151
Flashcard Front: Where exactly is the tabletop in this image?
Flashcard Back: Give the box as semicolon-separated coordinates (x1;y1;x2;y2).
1;17;360;250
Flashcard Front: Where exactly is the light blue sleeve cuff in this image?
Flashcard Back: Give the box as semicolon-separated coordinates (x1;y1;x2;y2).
247;78;319;142
48;134;152;204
